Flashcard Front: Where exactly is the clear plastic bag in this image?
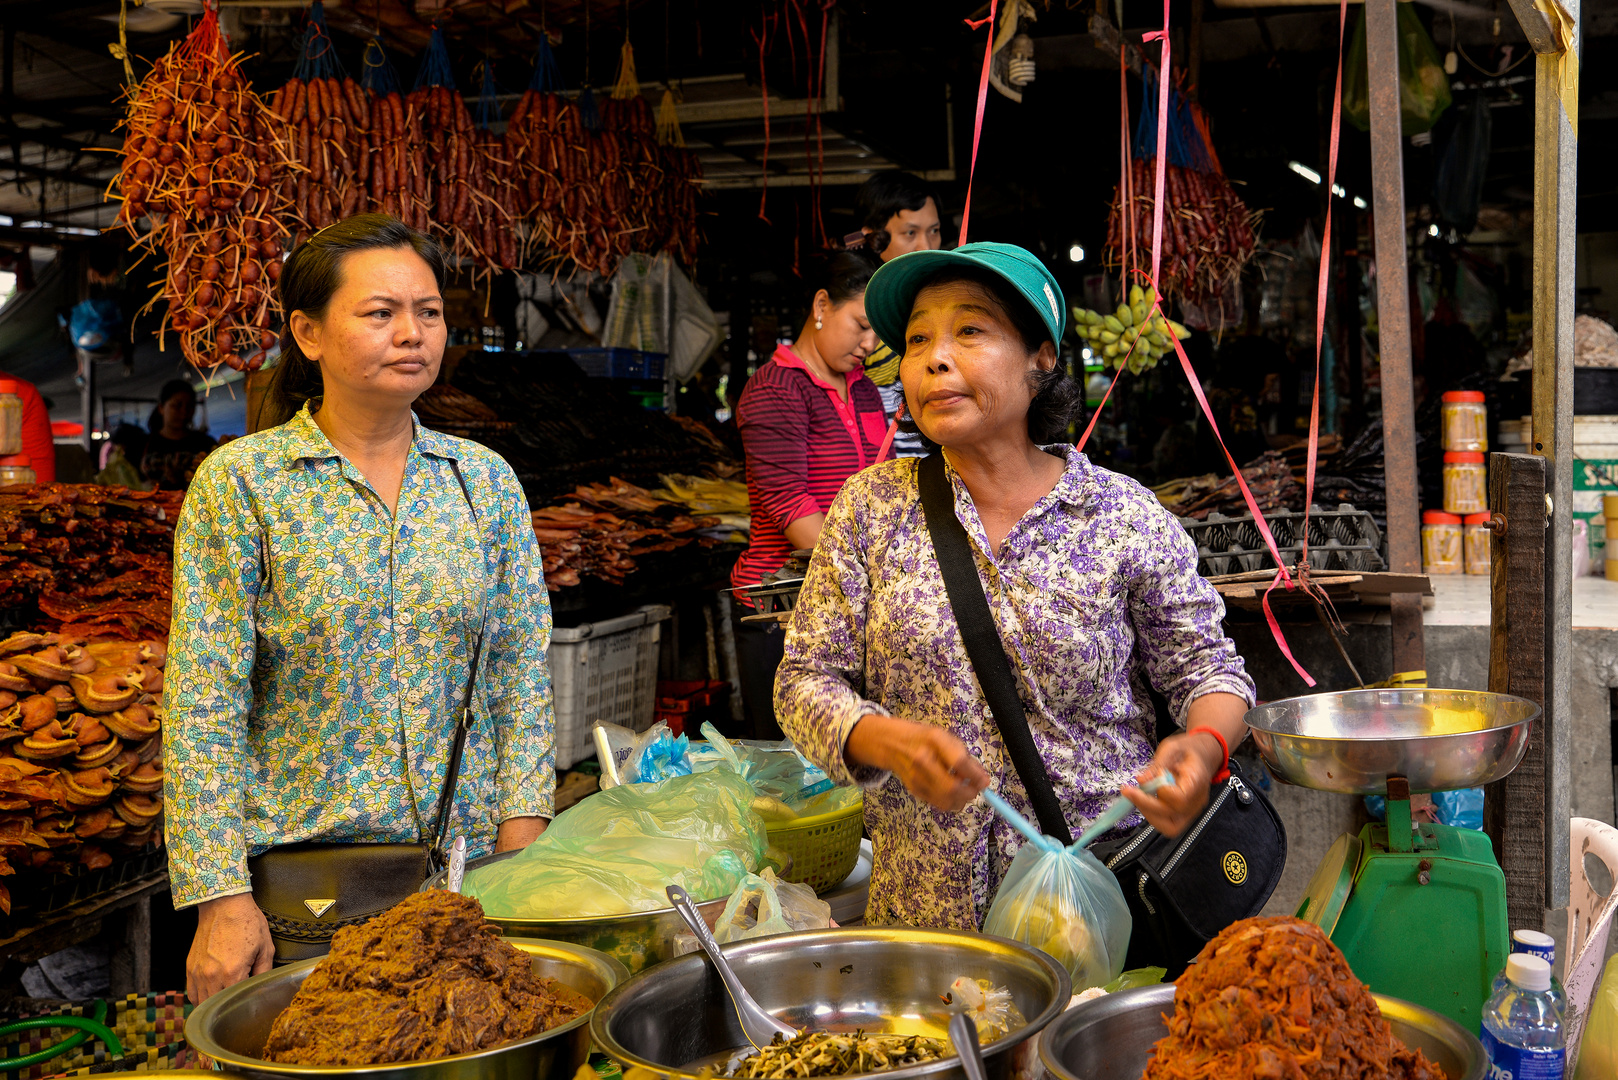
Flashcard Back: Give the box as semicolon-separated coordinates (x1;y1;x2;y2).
465;769;766;918
688;723;853;817
595;721;693;788
982;841;1132;992
948;977;1026;1042
1343;4;1452;136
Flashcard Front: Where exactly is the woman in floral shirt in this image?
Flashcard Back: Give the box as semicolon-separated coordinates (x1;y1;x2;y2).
166;216;553;1000
774;242;1255;931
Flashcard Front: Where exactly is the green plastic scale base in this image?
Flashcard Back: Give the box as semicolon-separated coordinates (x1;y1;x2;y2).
1327;816;1509;1031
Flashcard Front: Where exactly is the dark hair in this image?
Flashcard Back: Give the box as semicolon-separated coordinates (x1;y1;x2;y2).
258;214;447;431
805;248;880;309
895;265;1082;446
857;171;938;233
148;379;197;434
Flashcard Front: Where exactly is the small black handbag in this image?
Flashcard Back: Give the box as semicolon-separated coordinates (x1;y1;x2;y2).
916;452;1286;978
247;635;480;964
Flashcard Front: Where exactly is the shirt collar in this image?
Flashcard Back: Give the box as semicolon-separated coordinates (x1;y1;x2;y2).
279;400;462;464
771;344;868;391
941;443;1092;510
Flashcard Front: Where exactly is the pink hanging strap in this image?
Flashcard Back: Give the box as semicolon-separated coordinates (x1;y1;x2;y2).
957;0;1000;246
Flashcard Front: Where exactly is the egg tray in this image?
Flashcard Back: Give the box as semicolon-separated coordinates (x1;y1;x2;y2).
1181;504;1385;577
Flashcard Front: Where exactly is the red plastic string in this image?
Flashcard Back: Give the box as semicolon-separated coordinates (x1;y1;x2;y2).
957;0;1000;246
752;13;775;222
1143;12;1170;285
1120;44;1134;285
1301;0;1350;567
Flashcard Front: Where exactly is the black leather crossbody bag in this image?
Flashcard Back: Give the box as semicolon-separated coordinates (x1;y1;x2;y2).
247;463;486;964
916;452;1286;978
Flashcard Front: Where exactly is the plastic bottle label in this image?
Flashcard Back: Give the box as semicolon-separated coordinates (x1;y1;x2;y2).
1481;1028;1565;1080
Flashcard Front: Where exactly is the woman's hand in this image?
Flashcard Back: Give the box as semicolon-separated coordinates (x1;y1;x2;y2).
1121;692;1250;836
845;714;989;812
187;893;275;1004
495;816;549;851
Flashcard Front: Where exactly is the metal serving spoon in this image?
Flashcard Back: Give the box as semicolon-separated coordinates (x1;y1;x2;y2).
947;1011;989;1080
666;884;799;1048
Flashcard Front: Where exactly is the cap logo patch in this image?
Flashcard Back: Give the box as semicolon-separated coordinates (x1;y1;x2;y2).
1043;282;1059;323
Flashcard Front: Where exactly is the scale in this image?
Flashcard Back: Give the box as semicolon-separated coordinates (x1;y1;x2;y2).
1246;688;1541;1030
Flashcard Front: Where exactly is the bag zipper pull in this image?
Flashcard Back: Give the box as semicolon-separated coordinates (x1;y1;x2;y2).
1231;774;1253;805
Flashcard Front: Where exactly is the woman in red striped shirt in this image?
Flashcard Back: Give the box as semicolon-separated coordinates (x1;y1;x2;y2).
731;251;895;739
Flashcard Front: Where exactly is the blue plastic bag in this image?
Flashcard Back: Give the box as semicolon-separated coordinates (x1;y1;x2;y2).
982;840;1132;992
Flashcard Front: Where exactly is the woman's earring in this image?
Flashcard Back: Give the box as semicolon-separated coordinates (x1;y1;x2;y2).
815;318;823;330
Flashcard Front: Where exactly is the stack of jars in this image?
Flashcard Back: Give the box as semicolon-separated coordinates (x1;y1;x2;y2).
1427;391;1490;576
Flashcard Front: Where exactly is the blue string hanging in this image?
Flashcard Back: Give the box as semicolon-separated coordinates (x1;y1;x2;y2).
361;36;401;96
1133;68;1215;173
294;1;346;82
413;25;457;91
475;58;501;131
528;36;564;93
578;85;600;130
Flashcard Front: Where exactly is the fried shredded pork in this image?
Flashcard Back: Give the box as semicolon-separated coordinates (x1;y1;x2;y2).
263;892;594;1066
727;1032;952;1079
1143;916;1444;1080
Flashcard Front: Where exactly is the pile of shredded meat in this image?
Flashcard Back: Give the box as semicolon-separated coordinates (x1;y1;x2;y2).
263;891;594;1066
1143;916;1445;1080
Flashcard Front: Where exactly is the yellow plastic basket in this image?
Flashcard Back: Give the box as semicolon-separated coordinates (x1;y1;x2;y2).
765;797;865;894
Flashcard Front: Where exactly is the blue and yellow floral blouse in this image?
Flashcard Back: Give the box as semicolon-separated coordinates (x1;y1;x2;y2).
164;403;555;908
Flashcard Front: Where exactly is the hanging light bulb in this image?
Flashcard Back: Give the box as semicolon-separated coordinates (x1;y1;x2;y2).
1008;33;1037;88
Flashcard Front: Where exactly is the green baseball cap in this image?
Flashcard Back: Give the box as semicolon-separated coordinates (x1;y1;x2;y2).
863;241;1067;355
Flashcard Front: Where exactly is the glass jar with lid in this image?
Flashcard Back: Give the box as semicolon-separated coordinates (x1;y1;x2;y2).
0;454;37;487
0;380;22;456
1422;511;1464;575
1443;452;1487;514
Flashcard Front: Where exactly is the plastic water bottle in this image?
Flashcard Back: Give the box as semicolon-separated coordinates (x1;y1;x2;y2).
1490;930;1567;1018
1481;954;1565;1080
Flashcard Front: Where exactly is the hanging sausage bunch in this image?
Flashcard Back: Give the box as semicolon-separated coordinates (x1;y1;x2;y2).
112;5;293;373
357;38;430;235
266;2;371;239
470;63;523;274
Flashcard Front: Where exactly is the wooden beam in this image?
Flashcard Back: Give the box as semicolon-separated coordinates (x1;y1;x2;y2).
1485;451;1549;932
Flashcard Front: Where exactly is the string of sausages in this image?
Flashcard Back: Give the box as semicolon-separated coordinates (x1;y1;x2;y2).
112;5;293;374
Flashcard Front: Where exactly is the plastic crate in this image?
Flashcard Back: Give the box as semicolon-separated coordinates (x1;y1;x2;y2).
548;347;668;380
653;679;732;736
548;605;671;769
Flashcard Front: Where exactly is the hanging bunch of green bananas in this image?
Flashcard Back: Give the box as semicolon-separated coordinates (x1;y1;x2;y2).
1071;285;1192;375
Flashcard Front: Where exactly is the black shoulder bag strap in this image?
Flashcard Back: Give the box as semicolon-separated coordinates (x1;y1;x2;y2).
916;452;1073;845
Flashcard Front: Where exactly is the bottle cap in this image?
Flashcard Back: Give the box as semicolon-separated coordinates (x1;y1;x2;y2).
1443;390;1486;403
1423;511;1462;525
1507;953;1552;992
1444;451;1486;464
0;380;17;393
0;455;31;467
1512;929;1557;964
1463;513;1492;525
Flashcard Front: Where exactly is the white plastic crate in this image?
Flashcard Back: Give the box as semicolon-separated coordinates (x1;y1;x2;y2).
548;604;670;769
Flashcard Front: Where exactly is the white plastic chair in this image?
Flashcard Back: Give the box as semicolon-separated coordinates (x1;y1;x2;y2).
1565;817;1618;1073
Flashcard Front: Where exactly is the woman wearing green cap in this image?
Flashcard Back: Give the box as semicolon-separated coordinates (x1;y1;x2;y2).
773;242;1255;930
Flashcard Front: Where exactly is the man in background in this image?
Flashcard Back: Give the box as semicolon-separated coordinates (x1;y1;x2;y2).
850;171;943;458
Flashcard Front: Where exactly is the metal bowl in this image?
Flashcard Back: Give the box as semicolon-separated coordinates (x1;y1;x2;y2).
186;938;627;1080
1245;688;1539;794
591;927;1071;1080
421;850;730;973
1039;984;1486;1080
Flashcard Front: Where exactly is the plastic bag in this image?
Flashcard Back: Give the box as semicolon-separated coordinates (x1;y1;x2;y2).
1575;953;1618;1079
982;841;1132;992
595;721;692;788
1433;788;1483;830
1343;4;1452;136
689;723;852;816
716;868;832;941
465;769;766;918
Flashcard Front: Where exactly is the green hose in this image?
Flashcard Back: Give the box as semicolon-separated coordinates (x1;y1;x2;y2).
0;999;125;1073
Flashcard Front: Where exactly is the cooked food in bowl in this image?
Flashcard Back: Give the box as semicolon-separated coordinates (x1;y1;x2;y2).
725;1032;953;1079
1144;916;1443;1080
263;891;594;1066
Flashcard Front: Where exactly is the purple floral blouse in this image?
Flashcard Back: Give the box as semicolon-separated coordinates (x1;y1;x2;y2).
774;447;1255;931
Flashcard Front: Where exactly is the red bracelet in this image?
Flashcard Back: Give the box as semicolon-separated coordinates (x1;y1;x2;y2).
1188;725;1231;783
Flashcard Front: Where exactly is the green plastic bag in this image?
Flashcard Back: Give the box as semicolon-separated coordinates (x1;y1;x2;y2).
465;769;767;918
1343;4;1452;136
1575;953;1618;1080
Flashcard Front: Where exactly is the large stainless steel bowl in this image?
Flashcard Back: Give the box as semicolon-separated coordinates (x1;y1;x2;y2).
592;927;1071;1080
421;850;730;973
1039;984;1486;1080
1245;688;1539;794
186;939;627;1080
